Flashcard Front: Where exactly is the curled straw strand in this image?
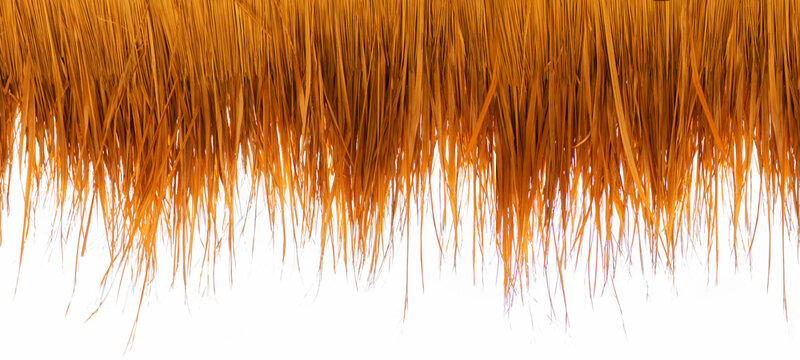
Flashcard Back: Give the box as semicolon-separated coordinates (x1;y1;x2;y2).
0;0;799;321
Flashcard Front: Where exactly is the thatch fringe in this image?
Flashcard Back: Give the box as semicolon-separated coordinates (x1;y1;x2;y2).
1;0;799;313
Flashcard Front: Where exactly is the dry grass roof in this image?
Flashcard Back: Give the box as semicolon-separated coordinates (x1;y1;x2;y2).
0;0;799;329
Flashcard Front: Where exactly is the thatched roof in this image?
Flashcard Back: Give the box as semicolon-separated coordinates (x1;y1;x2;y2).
1;0;798;320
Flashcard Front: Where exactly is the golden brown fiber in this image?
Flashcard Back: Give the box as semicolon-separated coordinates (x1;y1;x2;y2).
1;0;799;317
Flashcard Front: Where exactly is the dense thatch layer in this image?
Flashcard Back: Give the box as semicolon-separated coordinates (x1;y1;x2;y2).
1;0;799;311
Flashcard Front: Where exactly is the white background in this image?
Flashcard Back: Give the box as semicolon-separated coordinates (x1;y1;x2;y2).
1;158;799;359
